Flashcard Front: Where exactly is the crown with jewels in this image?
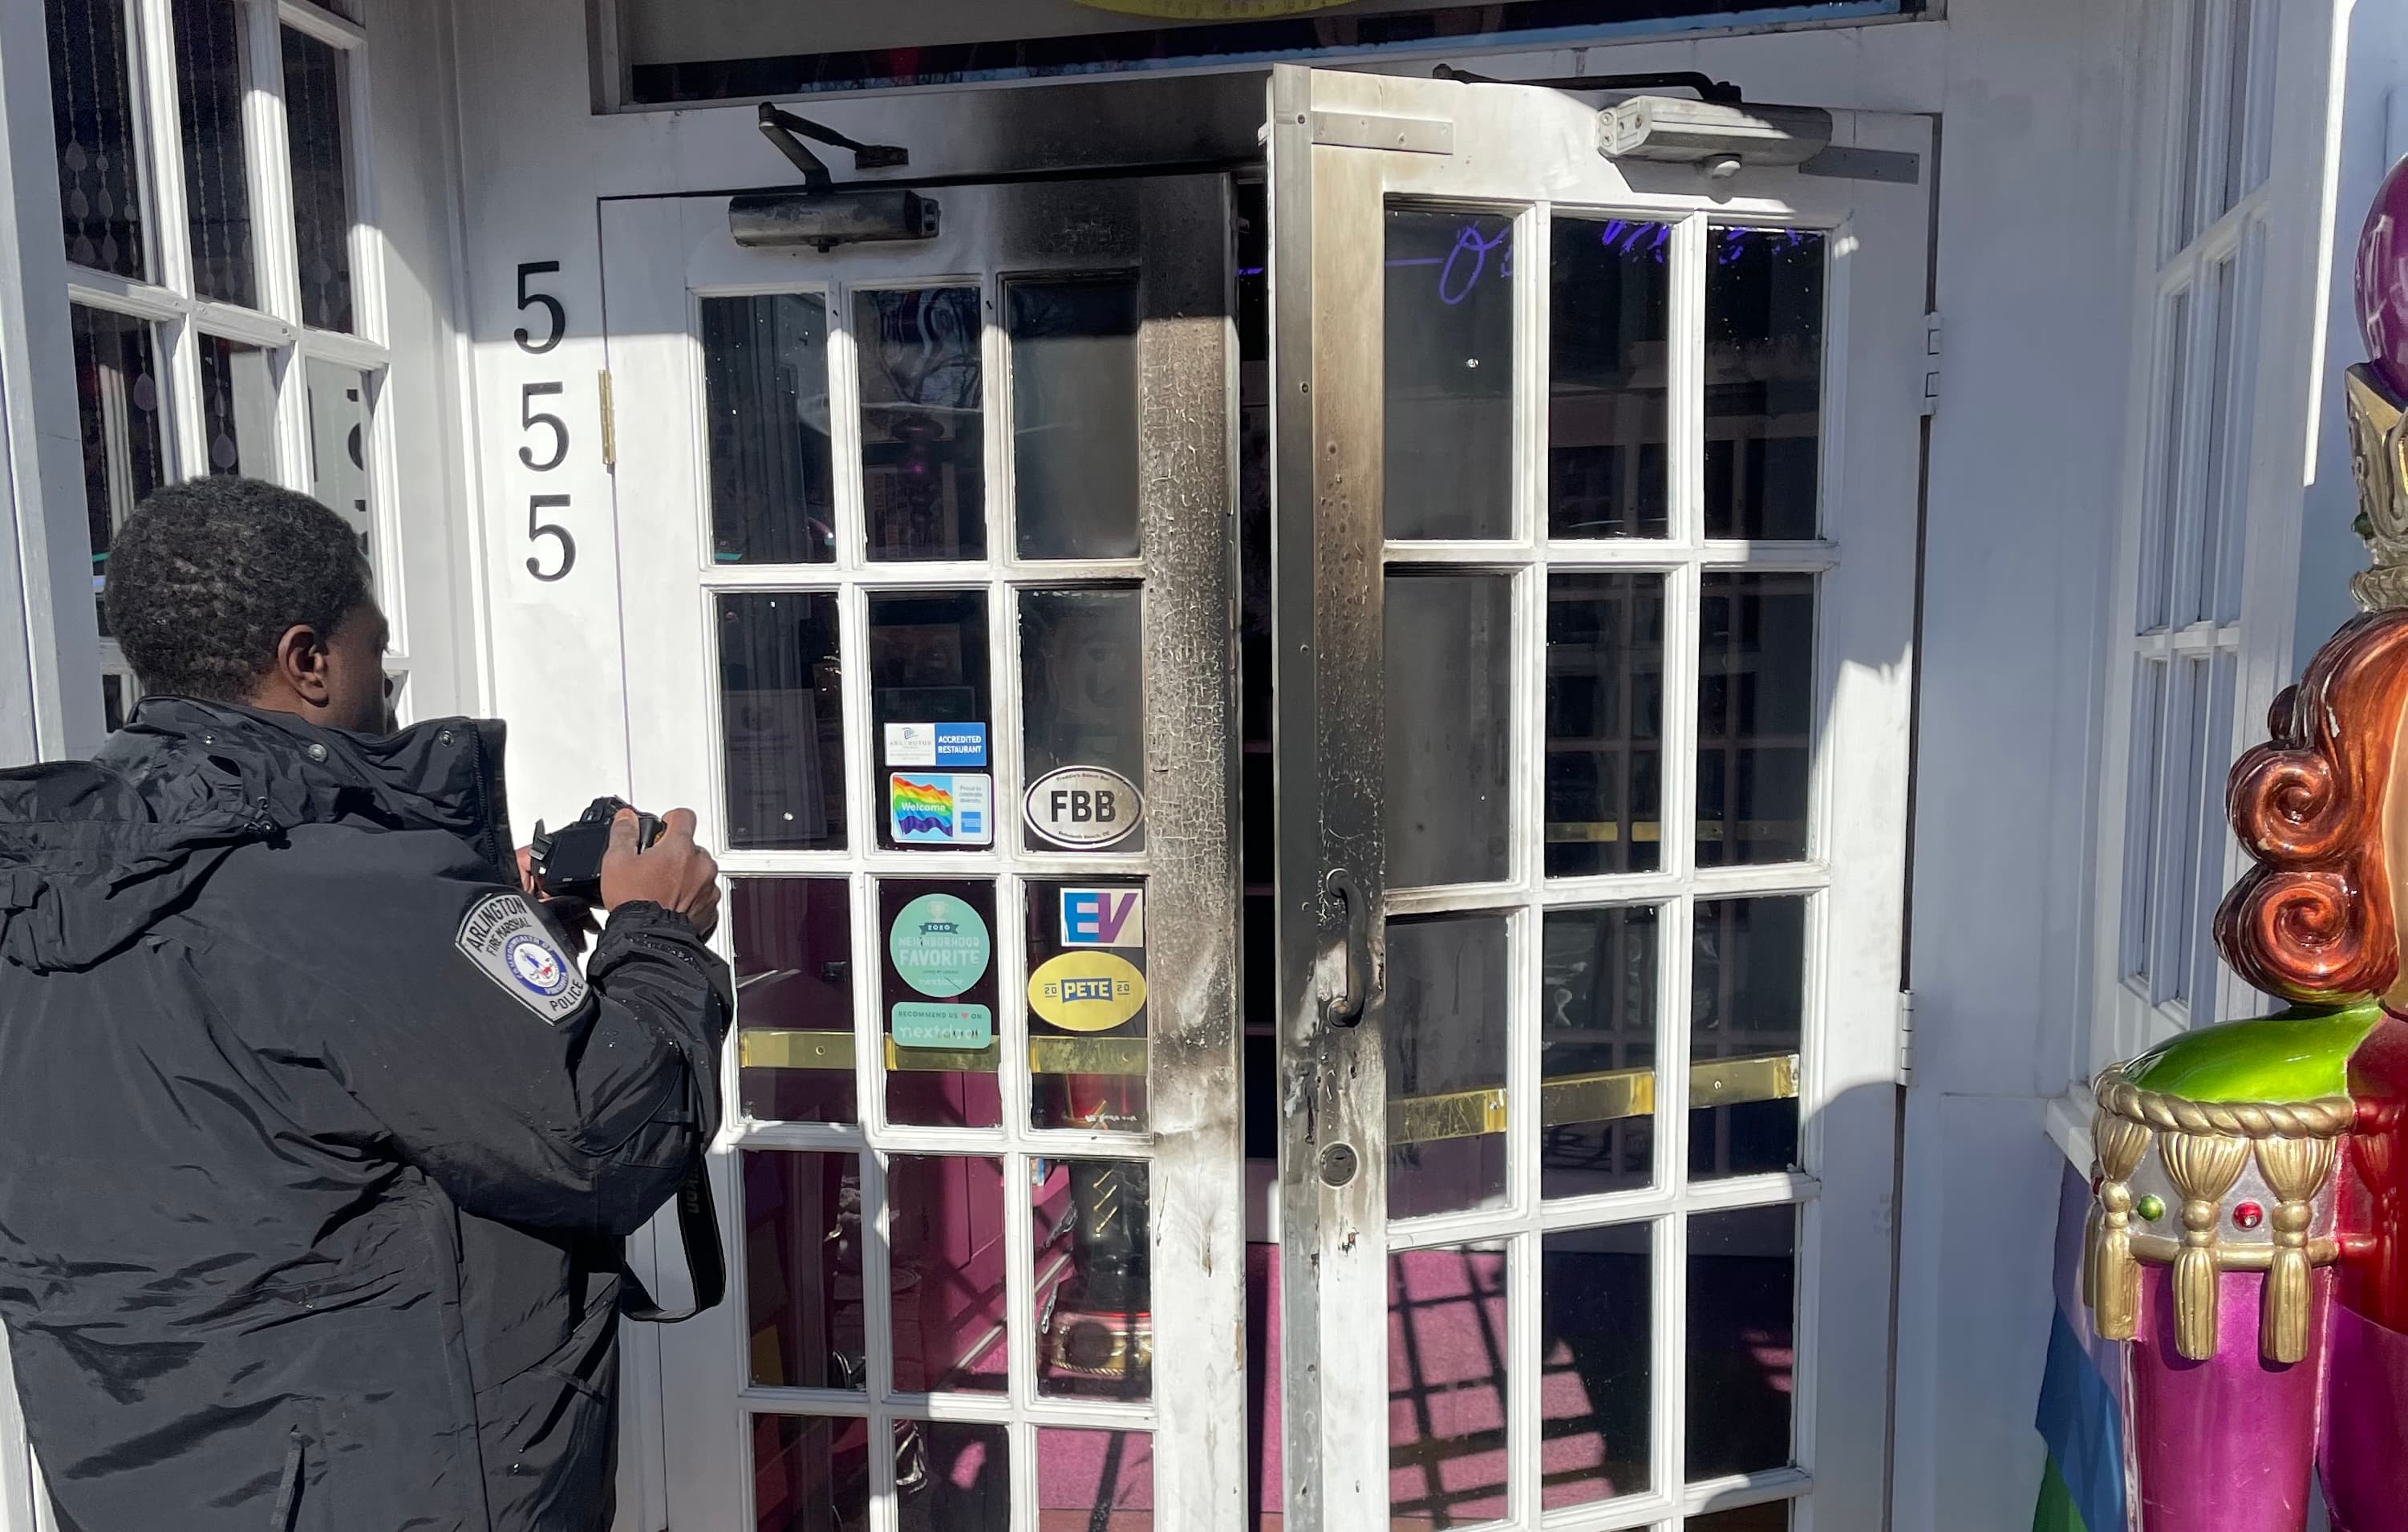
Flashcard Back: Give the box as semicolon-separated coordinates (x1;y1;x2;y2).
2352;162;2408;612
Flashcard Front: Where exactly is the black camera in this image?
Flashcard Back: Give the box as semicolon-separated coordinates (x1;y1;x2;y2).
527;796;664;904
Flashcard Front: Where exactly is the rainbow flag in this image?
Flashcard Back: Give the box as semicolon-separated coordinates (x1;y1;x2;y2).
2033;1164;2128;1532
891;776;955;839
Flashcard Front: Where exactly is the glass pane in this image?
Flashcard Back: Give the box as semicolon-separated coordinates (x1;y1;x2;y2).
1549;218;1669;538
1685;1206;1797;1481
732;878;855;1124
858;287;985;561
1385;209;1513;539
1386;574;1511;889
753;1413;871;1532
174;0;254;306
49;0;146;278
1020;588;1145;854
2196;253;2249;626
1388;1244;1508;1528
1697;573;1813;866
871;592;994;850
1705;229;1823;540
1546;573;1665;877
1388;915;1509;1220
1035;1157;1151;1400
717;592;848;850
1688;1506;1791;1532
1028;879;1148;1131
880;880;1001;1129
1540;1222;1652;1508
1037;1429;1153;1530
304;359;371;557
2119;656;2171;985
281;28;354;333
2138;290;2192;634
1690;898;1804;1181
197;336;274;478
889;1156;1009;1394
72;306;165;628
1009;276;1140;560
703;294;837;565
1541;905;1657;1199
101;673;127;734
743;1152;866;1390
897;1420;1008;1531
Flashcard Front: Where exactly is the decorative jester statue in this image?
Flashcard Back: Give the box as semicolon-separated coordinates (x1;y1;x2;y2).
2082;160;2408;1531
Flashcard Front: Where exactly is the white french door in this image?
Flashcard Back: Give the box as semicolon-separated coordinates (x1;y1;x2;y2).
1263;68;1928;1532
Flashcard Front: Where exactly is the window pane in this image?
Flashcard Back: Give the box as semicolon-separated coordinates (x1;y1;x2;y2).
752;1413;870;1532
1697;573;1814;866
702;294;837;565
732;878;855;1125
1028;878;1148;1132
197;335;274;477
1387;914;1510;1219
1685;1206;1796;1481
898;1420;1008;1530
2118;656;2171;985
303;359;371;557
1549;218;1669;538
1546;573;1665;877
1385;209;1513;539
742;1151;866;1390
1688;1505;1792;1531
1034;1157;1151;1400
1690;899;1805;1181
888;1156;1009;1395
1705;229;1824;540
1388;1244;1509;1527
858;287;985;561
1386;573;1512;888
1036;1429;1152;1530
49;0;147;278
2137;290;2193;634
174;0;255;306
717;592;848;850
870;591;992;851
2195;251;2252;626
281;28;355;332
880;879;1001;1130
1542;905;1657;1199
1540;1222;1651;1508
1020;588;1145;854
1008;276;1140;560
71;306;166;629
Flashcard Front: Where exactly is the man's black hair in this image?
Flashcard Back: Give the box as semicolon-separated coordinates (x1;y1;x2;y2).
103;476;373;703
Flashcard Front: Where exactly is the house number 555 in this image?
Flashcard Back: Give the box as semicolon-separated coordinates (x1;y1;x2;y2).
514;261;575;582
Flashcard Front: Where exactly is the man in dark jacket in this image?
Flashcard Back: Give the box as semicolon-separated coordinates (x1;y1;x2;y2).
0;477;731;1531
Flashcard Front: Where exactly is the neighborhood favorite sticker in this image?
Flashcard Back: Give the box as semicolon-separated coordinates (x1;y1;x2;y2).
456;892;588;1024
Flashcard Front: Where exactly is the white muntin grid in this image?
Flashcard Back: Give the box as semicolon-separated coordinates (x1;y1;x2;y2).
683;266;1187;1532
1372;201;1839;1532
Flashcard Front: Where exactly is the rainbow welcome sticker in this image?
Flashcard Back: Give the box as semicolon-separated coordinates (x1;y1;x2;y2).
890;772;993;846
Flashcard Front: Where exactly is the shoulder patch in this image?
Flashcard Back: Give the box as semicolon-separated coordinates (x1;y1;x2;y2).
456;892;588;1024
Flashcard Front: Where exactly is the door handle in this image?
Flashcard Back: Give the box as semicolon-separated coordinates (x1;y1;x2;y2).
1323;868;1371;1027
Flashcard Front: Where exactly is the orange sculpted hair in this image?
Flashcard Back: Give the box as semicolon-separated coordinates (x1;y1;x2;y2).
2217;611;2408;1002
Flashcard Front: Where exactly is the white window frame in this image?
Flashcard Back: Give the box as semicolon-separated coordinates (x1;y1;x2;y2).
2088;0;2345;1072
51;0;404;723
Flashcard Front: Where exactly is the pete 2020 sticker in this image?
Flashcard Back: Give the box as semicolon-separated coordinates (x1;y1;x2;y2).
1060;888;1144;949
1024;766;1144;850
1028;951;1147;1032
890;772;994;846
889;894;991;998
891;1002;995;1051
456;891;588;1024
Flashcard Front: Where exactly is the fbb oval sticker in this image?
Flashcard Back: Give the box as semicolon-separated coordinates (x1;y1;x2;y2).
1025;766;1144;849
1028;952;1147;1032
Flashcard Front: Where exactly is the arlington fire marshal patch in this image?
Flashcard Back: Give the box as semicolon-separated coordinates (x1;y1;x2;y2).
456;892;588;1023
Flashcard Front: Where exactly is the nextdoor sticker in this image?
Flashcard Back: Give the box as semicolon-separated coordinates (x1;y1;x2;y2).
1060;888;1145;949
892;1002;994;1051
888;894;991;998
890;772;993;845
1028;951;1147;1032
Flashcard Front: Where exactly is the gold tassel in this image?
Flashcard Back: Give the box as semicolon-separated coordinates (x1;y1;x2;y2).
2255;1136;2339;1364
2159;1133;2250;1360
2090;1114;2152;1341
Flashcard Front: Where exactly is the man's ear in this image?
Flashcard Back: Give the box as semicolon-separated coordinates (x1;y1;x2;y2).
270;622;334;704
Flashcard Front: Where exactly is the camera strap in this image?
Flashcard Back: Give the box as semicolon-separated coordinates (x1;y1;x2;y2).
618;1157;727;1323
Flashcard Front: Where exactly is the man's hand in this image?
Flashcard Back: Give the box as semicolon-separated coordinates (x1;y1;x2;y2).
601;807;720;938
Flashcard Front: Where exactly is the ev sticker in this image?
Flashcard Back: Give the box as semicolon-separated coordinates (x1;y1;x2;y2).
1060;888;1144;949
1025;766;1144;849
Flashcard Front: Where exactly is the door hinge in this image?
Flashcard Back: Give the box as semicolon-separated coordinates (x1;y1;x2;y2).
1897;987;1917;1086
1919;314;1941;417
598;368;617;471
